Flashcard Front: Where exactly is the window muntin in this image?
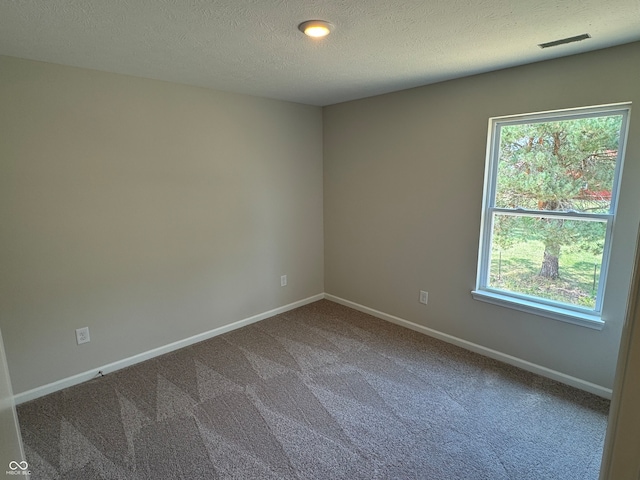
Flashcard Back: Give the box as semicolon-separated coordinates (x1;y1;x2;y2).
475;104;630;323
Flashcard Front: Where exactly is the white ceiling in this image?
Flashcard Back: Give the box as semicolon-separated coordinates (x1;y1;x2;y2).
1;0;639;106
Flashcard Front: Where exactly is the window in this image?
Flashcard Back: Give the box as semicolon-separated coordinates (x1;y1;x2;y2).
473;104;630;329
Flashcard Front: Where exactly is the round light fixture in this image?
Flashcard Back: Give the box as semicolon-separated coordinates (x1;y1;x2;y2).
298;20;333;38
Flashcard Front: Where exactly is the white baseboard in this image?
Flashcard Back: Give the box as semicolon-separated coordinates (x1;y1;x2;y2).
16;292;612;404
14;293;324;405
325;294;613;399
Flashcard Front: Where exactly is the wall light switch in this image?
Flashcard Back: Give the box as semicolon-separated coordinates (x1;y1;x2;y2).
419;291;428;305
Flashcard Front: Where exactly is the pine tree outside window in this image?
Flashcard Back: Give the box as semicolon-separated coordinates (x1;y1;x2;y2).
473;103;631;329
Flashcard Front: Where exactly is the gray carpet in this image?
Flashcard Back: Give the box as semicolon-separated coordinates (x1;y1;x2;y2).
17;300;609;479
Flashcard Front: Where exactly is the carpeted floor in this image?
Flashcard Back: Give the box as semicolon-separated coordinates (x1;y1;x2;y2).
17;300;609;479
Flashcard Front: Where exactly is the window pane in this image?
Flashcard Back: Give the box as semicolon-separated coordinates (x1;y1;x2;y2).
488;214;606;309
495;115;623;213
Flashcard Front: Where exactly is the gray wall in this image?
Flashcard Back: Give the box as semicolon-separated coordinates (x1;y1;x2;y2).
323;42;640;389
0;56;324;394
600;228;640;480
0;329;26;474
3;42;639;396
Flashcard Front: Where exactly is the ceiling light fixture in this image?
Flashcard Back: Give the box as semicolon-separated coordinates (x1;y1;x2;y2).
298;20;333;38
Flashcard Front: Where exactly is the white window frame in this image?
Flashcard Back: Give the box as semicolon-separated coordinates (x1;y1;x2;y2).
472;103;631;330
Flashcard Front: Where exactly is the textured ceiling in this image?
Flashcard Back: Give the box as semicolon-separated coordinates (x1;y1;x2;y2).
1;0;639;106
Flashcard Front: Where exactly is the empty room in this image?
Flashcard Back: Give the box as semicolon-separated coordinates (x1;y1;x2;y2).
1;1;640;479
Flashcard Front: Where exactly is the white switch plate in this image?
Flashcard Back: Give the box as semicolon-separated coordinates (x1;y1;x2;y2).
281;275;287;287
76;327;90;345
419;291;428;305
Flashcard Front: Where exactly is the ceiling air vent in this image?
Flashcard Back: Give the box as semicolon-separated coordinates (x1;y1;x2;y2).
538;33;591;49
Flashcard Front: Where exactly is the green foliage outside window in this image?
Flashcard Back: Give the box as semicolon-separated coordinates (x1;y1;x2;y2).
486;113;624;308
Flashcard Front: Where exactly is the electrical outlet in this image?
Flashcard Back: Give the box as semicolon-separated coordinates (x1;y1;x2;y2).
281;275;287;287
419;290;428;305
76;327;90;345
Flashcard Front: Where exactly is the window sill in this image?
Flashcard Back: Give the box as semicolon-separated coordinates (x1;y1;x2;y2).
471;290;604;331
